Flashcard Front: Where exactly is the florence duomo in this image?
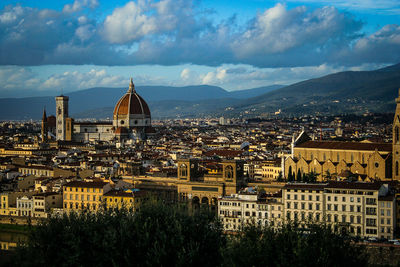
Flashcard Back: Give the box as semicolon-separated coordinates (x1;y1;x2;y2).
46;78;154;144
2;0;400;265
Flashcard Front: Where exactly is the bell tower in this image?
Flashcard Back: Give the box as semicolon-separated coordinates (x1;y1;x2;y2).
393;89;400;180
41;108;48;143
55;95;69;141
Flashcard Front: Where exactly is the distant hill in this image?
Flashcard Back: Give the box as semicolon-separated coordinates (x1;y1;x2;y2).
74;98;242;119
233;64;400;116
2;62;400;120
229;85;283;98
0;84;282;120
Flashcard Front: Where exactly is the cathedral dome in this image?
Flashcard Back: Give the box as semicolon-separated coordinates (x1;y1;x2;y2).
113;79;151;117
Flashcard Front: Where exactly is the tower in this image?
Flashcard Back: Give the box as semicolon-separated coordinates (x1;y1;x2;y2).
55;95;69;141
41;108;48;143
393;89;400;180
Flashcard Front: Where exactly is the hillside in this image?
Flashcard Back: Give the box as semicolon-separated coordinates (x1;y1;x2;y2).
0;85;282;120
233;65;400;116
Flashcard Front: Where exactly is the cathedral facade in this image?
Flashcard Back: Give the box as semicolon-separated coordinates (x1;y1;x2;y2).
284;89;400;181
49;79;153;143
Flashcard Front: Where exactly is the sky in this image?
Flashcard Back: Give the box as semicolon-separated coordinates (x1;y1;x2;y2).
0;0;399;97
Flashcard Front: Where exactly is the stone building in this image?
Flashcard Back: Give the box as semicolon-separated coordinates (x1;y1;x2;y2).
284;89;400;181
51;78;153;143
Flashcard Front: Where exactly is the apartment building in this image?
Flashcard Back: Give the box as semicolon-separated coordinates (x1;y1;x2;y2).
282;183;325;223
219;181;396;240
284;182;396;239
63;180;111;212
32;192;63;218
103;189;147;211
218;192;283;231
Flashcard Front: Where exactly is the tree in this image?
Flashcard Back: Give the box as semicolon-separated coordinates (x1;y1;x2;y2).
302;172;309;183
223;222;367;267
14;202;225;267
296;169;302;182
325;170;332;180
288;170;294;182
277;171;283;182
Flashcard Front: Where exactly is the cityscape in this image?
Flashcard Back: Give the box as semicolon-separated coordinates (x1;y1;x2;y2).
1;0;400;266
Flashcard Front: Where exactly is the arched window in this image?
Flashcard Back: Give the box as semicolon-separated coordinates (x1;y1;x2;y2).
396;161;399;176
396;126;399;143
225;165;234;179
179;164;187;177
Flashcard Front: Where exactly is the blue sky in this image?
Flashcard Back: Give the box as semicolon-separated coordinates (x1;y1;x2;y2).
0;0;399;97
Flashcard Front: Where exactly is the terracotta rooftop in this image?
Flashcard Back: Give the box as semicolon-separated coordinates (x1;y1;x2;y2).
296;140;392;152
326;181;383;190
283;183;327;191
64;180;108;188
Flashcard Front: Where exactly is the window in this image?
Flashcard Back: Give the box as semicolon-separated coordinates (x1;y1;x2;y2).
342;205;346;211
225;165;234;179
308;195;312;201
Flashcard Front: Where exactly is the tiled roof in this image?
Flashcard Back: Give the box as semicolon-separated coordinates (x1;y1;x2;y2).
296;141;392;152
64;180;108;188
326;181;382;190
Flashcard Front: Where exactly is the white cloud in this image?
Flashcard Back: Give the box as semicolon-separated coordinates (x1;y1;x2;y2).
102;1;157;43
0;5;24;24
0;2;398;68
63;0;99;13
286;0;400;12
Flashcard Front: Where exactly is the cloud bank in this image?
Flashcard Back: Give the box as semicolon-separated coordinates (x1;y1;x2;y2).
0;1;399;68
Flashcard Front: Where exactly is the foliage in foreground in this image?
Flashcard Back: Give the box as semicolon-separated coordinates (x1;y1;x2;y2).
14;203;224;267
224;222;368;267
14;202;368;267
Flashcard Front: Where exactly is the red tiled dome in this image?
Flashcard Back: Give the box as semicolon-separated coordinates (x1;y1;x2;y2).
113;79;151;117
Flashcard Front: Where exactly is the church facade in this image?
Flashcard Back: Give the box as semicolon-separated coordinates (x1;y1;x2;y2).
284;89;400;181
49;79;153;143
